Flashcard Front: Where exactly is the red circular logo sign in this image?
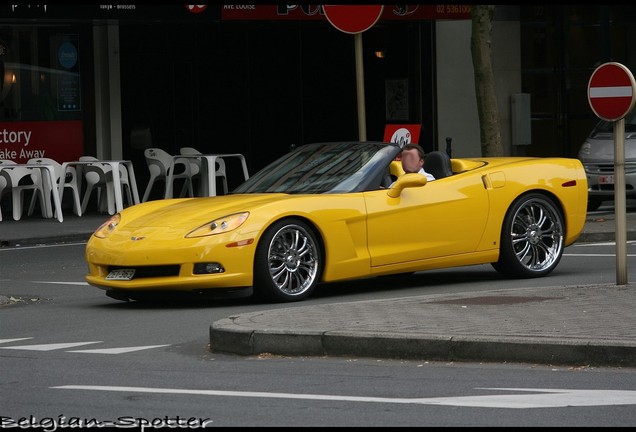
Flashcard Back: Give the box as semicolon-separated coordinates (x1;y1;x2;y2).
322;5;384;34
588;62;636;121
185;5;207;14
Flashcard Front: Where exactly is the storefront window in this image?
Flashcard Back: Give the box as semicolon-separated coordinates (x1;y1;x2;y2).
0;24;87;162
0;26;83;122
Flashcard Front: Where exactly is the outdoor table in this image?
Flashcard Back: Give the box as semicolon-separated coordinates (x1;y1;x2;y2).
60;160;140;213
164;153;249;198
0;163;63;222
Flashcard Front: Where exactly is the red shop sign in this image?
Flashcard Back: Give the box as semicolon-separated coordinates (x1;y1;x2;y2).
0;120;84;163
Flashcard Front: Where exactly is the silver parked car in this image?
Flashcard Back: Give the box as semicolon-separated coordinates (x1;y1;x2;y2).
577;110;636;211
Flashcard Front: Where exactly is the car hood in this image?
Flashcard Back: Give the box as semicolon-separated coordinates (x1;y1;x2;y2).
122;194;288;229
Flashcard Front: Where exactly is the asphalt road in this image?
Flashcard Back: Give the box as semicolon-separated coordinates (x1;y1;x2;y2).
1;203;635;425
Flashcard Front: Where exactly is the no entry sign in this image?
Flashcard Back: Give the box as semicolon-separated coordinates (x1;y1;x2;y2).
588;62;636;121
322;5;384;34
587;62;634;285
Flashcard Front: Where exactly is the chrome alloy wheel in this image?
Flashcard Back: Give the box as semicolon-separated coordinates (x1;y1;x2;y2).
493;193;565;278
266;223;319;297
509;197;564;272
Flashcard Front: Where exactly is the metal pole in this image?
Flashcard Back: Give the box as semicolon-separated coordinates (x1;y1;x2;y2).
355;33;367;142
614;118;628;284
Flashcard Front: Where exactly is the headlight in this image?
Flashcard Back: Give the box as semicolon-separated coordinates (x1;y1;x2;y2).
93;214;121;239
186;212;249;238
578;141;592;157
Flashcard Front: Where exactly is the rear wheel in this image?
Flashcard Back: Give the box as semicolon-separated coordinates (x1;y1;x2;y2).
253;219;322;302
492;193;564;278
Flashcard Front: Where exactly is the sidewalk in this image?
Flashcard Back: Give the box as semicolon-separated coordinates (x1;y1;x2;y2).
1;206;635;367
0;211;108;247
210;283;636;367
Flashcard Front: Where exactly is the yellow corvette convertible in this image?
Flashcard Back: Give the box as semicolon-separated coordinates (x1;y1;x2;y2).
85;141;588;302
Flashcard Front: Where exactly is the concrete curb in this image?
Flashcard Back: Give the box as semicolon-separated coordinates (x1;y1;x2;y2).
1;233;93;247
209;283;636;366
209;323;636;367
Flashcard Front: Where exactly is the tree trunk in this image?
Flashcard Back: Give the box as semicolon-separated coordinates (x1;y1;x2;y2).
471;5;504;157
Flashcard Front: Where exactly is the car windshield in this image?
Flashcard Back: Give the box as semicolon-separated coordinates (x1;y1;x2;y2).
593;109;636;134
233;141;400;194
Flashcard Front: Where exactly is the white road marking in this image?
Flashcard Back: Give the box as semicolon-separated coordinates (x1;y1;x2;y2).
563;253;636;257
67;345;170;354
0;337;33;344
31;281;90;285
50;386;636;409
0;242;87;251
0;339;171;354
0;341;102;351
425;388;636;408
573;240;636;247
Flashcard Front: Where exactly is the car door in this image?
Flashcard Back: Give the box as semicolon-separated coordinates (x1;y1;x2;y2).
364;173;490;267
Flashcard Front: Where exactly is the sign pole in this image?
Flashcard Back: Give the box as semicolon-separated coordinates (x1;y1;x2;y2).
354;33;367;142
587;61;635;285
322;5;383;143
614;118;628;284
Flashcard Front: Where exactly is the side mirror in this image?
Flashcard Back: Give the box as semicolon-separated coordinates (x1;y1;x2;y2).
387;173;427;198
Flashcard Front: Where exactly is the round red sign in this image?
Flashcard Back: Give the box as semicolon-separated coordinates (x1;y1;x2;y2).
588;62;636;121
185;5;207;14
322;5;384;34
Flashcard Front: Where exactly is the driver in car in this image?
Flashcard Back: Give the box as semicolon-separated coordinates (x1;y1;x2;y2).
390;143;435;186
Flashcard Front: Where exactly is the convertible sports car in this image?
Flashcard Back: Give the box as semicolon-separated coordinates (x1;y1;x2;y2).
85;141;588;302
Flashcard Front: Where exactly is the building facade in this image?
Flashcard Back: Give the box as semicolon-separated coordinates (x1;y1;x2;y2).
1;5;635;193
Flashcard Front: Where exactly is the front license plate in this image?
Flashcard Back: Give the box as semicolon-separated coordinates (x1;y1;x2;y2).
599;175;615;185
106;269;136;280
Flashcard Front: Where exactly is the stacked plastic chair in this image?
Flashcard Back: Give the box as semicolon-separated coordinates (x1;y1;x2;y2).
141;148;193;202
26;157;82;219
0;160;19;221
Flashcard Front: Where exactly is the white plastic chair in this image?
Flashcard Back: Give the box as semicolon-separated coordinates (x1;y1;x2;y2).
118;163;134;208
142;148;193;202
0;160;45;221
178;147;202;192
179;147;228;195
80;156;135;215
2;158;70;221
0;159;19;221
79;156;115;215
26;157;82;219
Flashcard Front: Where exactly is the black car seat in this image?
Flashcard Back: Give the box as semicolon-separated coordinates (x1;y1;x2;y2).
423;151;453;179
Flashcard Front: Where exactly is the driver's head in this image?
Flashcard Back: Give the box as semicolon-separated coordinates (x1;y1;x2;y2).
400;144;425;174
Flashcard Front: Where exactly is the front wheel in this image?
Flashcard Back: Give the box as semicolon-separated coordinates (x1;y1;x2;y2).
492;193;564;278
253;219;322;302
